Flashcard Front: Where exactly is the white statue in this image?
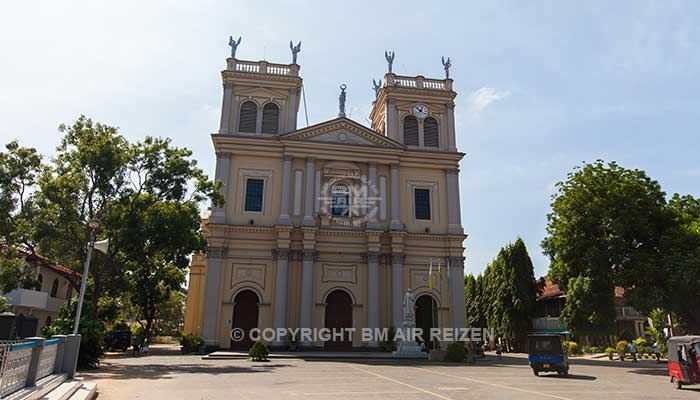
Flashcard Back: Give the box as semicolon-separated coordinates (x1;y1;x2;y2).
402;288;415;327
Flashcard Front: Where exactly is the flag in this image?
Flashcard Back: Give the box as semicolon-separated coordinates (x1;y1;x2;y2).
447;257;452;288
428;258;433;289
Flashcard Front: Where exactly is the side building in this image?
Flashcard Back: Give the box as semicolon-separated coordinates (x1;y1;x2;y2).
184;50;468;350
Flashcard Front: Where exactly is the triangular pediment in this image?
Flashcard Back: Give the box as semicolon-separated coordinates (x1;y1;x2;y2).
282;118;404;148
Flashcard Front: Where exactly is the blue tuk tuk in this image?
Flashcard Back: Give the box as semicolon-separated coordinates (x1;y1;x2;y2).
528;333;569;376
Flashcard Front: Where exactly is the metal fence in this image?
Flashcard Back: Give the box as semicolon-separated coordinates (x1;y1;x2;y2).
0;342;35;397
0;335;80;398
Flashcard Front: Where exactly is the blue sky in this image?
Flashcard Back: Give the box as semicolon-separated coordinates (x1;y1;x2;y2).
1;1;699;277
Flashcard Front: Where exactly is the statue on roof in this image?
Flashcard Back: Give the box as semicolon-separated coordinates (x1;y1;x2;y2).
442;56;452;79
385;50;395;74
372;79;382;99
338;84;347;118
229;36;241;58
290;41;302;64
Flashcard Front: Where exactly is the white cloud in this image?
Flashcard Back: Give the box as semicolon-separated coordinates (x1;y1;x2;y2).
467;87;511;118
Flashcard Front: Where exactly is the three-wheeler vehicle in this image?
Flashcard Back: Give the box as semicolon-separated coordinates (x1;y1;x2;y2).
528;333;569;376
667;335;700;389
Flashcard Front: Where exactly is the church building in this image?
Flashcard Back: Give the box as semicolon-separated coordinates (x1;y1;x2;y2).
184;41;467;350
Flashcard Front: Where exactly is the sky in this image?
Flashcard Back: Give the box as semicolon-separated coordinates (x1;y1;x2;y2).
1;1;699;277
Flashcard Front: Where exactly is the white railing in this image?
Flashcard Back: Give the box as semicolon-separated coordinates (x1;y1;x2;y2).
385;74;452;91
0;342;34;397
226;59;299;77
36;339;59;380
616;306;643;319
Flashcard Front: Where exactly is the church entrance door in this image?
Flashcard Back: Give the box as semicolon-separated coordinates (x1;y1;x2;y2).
324;290;353;351
231;290;259;350
415;295;438;350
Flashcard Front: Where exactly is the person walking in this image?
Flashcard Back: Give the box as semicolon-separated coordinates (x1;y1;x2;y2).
496;343;503;360
653;341;661;362
629;341;638;363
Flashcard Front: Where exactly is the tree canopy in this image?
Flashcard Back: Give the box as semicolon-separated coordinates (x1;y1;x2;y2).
543;160;700;334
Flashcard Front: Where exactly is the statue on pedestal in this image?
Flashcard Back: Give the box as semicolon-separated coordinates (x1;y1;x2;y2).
290;41;302;64
385;50;395;74
402;288;415;328
338;84;347;118
442;56;452;79
229;36;241;58
392;288;426;359
372;79;382;99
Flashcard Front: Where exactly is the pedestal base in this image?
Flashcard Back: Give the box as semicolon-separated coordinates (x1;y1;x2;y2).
392;341;426;358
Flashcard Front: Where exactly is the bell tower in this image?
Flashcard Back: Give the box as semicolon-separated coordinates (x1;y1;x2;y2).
218;57;303;136
369;57;458;152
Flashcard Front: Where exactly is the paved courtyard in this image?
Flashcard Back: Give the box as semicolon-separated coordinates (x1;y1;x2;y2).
81;345;700;400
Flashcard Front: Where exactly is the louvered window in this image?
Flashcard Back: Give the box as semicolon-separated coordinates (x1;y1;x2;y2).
261;103;279;134
424;117;439;148
414;188;431;220
403;116;419;146
244;178;264;212
238;101;257;133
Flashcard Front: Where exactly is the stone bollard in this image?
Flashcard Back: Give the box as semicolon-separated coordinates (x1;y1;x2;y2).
52;335;67;374
25;337;46;387
62;334;81;379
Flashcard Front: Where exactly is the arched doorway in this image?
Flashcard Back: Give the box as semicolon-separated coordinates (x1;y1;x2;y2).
324;290;353;351
415;294;438;350
231;290;259;350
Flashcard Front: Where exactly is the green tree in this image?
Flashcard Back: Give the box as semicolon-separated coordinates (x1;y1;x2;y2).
0;140;43;292
542;160;669;337
481;238;539;351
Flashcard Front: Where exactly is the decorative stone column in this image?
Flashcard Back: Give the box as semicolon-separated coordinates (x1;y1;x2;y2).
446;168;464;235
202;246;225;347
391;253;405;328
272;249;290;345
210;153;230;224
219;83;234;134
366;252;380;346
447;103;457;152
303;157;316;226
390;163;403;231
277;155;293;225
449;256;466;329
367;162;379;228
288;88;298;132
299;250;316;346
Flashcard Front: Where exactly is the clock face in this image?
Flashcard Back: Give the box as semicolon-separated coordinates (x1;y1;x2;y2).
412;104;429;119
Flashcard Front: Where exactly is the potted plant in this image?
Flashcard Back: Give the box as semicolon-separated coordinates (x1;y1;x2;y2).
249;339;270;361
616;340;629;362
605;347;616;360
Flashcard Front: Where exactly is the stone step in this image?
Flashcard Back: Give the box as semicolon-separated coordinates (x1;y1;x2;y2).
66;383;96;400
40;379;82;400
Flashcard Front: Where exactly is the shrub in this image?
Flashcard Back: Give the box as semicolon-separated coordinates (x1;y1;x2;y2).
616;340;629;353
179;333;204;354
249;339;269;361
581;345;600;354
605;347;616;355
563;341;582;356
445;342;465;362
633;337;647;347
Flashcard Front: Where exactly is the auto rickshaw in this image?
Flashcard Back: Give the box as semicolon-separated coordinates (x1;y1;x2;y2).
667;335;700;389
528;333;569;376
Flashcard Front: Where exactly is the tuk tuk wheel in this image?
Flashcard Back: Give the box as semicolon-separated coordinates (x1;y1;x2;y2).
672;376;682;390
533;370;539;376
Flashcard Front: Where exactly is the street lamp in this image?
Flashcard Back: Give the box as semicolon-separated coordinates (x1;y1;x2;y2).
73;221;109;334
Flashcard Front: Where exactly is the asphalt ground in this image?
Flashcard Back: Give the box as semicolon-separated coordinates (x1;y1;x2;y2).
82;345;700;400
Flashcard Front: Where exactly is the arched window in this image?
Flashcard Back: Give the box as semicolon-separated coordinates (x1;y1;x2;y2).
238;101;258;133
403;116;419;146
50;279;59;297
261;103;279;134
331;183;350;217
423;117;439;148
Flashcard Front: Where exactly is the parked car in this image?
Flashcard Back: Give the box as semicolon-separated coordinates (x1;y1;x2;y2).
104;329;132;352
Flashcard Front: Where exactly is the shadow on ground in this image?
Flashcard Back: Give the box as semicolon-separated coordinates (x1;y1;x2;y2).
81;361;294;381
